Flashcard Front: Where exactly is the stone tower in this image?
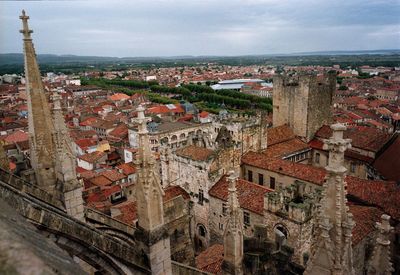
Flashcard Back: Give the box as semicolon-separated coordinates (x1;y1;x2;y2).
305;123;355;275
367;214;394;275
133;105;172;274
273;72;335;142
222;171;243;275
20;10;58;191
20;11;84;220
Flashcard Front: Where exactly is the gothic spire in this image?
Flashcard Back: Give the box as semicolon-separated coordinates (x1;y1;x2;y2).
223;170;243;275
19;12;84;221
367;214;394;275
52;92;79;188
305;123;355;275
20;10;58;192
134;105;165;231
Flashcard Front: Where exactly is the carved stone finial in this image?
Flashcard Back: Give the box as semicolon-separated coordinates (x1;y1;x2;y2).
223;171;243;275
367;214;394;275
305;123;355;275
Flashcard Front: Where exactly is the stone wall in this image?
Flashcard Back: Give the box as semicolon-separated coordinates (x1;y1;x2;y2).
208;196;264;246
273;73;335;142
264;210;314;266
164;195;195;265
241;164;320;192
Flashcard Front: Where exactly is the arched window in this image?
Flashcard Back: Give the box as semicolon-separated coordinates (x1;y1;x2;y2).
171;135;178;141
180;133;186;139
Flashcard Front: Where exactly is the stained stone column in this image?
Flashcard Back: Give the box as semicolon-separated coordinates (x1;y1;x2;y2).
367;214;394;275
305;123;355;275
222;171;243;275
133;105;172;274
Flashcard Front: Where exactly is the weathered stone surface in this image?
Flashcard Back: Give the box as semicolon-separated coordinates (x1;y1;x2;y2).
0;175;151;274
273;73;335;142
0;198;85;275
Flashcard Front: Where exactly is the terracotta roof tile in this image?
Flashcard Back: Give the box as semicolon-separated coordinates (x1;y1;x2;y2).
108;93;130;101
98;170;126;182
346;177;400;220
349;204;383;245
263;138;309;159
210;175;272;215
195;244;224;275
373;135;400;182
2;130;29;144
113;201;137;225
89;175;112;187
315;125;391;152
117;163;136;175
242;151;326;185
78;151;106;163
163;186;190;202
267;125;295;146
176;145;215;162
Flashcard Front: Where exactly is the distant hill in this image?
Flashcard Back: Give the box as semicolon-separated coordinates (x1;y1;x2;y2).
1;49;399;66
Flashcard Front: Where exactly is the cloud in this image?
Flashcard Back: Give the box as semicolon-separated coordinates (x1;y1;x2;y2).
0;0;399;57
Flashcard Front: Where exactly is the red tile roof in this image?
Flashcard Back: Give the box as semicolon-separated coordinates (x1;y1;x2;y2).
89;175;112;187
163;186;190;202
99;170;126;182
267;125;295;146
210;175;272;215
309;138;374;164
199;111;209;118
86;185;121;204
195;244;224;275
75;138;97;149
2;130;29;144
315;125;391;152
78;151;106;163
263;138;309;159
113;201;138;225
346;177;400;220
117;163;136;176
349;204;383;245
108;93;130;101
109;123;128;138
147;104;184;115
176;145;215;161
242;151;327;186
373;135;400;181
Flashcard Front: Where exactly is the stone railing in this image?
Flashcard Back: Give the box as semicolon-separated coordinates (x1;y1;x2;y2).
0;167;64;209
85;207;135;235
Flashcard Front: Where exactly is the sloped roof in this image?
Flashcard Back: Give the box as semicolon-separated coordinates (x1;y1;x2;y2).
210;175;272;215
176;145;215;162
373;135;400;182
195;244;224;275
267;125;296;146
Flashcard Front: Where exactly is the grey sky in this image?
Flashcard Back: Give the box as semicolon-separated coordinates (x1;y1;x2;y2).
1;0;399;57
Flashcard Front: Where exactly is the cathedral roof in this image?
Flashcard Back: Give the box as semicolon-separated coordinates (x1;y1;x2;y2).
267;124;296;146
175;145;215;162
210;175;272;215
